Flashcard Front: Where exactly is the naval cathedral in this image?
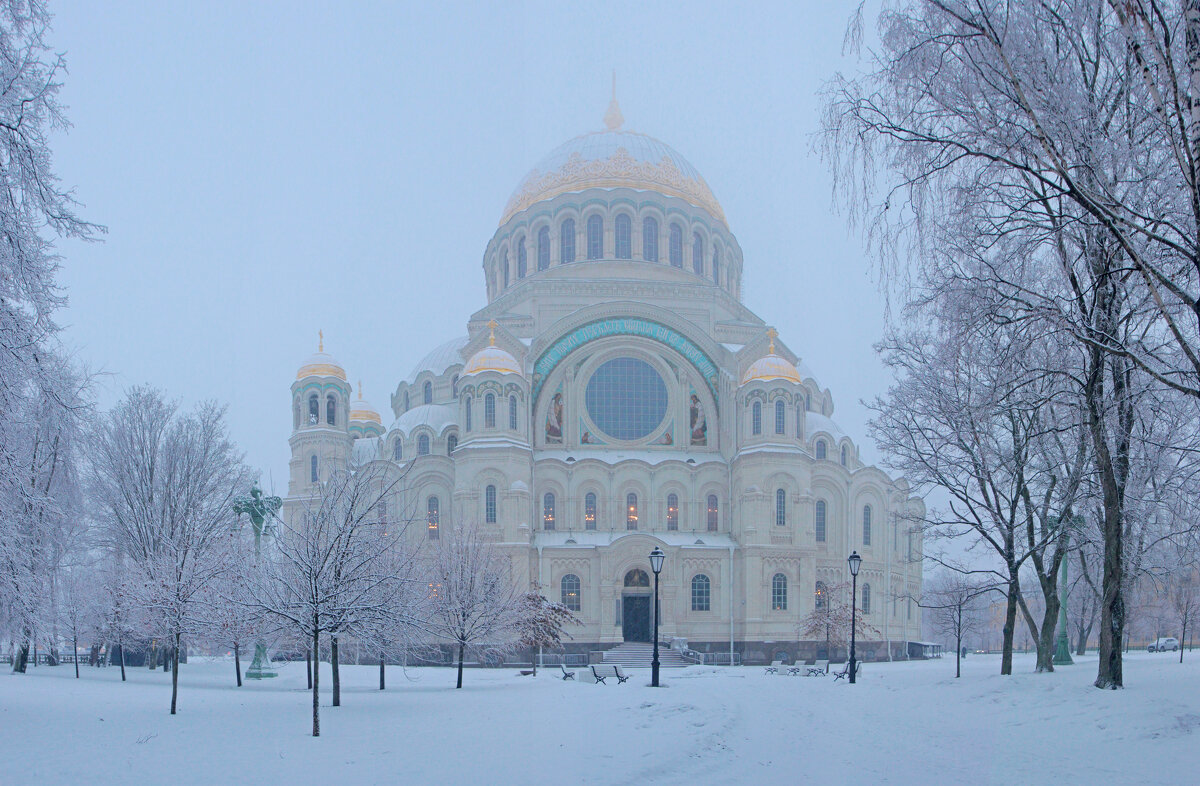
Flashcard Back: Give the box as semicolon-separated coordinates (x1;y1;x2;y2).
281;98;923;665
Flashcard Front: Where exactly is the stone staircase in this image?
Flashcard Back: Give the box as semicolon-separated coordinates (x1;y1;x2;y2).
602;641;692;668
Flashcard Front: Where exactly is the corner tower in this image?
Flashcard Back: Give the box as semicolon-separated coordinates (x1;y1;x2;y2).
288;332;353;495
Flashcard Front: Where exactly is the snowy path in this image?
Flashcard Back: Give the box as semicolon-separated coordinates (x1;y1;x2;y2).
2;652;1196;783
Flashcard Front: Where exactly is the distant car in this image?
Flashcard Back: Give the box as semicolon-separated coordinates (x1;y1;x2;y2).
1147;637;1180;652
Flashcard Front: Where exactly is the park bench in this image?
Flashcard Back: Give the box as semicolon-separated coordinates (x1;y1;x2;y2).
832;661;863;681
590;665;629;684
559;664;575;680
786;665;803;676
806;659;829;677
763;660;783;675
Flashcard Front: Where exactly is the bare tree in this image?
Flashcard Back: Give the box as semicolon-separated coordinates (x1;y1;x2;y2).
799;581;879;660
429;522;524;689
922;573;993;678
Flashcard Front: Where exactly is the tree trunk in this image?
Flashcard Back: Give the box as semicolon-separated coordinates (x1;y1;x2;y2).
331;635;340;707
306;647;312;690
1182;621;1188;664
14;640;28;673
379;657;385;690
170;633;181;715
234;642;242;687
1035;591;1059;673
531;645;537;676
74;632;79;679
311;622;320;737
119;637;126;682
1001;578;1018;675
456;642;465;689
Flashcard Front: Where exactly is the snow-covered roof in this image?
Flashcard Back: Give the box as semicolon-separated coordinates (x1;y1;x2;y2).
735;443;807;459
533;531;736;549
406;336;469;383
352;436;382;465
806;411;847;441
535;449;725;467
391;403;458;435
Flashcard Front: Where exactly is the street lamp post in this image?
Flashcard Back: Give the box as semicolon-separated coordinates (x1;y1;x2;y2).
649;547;665;687
848;550;862;685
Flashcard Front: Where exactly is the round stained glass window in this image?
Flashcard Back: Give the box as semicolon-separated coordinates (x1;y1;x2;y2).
584;357;669;441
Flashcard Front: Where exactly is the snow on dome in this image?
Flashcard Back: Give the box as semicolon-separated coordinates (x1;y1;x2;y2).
348;385;382;425
501;98;724;226
352;436;382;465
740;329;801;385
392;403;458;436
407;335;469;383
462;320;522;377
806;411;847;442
296;331;346;381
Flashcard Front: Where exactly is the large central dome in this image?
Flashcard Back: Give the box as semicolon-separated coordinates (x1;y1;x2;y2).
501;122;724;226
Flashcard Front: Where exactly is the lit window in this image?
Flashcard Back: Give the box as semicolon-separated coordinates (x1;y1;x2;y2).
691;574;711;611
447;435;457;455
417;434;430;456
561;574;581;612
752;401;762;435
615;214;632;259
775;488;786;527
310;454;318;483
585;492;597;530
326;395;337;426
537;226;550;271
485;484;497;523
509;395;518;430
816;440;827;460
485;393;495;428
423;381;432;405
516;235;527;278
772;573;788;610
863;506;872;545
775;400;785;435
816;500;826;542
543;492;556;530
669;223;683;268
692;232;704;275
587;215;603;259
706;494;718;532
584;357;668;441
393;440;403;461
815;581;828;610
626;492;638;530
667;493;679;531
427;496;439;539
642;216;659;261
561;219;576;263
863;583;871;614
465;395;473;431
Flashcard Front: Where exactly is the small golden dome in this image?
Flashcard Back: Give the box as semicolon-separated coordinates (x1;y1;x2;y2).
741;329;801;385
349;384;382;425
296;332;347;381
463;320;522;376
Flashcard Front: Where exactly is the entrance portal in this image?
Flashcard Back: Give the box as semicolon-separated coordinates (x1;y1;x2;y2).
622;595;651;642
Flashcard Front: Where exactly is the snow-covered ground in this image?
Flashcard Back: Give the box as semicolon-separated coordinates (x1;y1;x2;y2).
3;651;1196;784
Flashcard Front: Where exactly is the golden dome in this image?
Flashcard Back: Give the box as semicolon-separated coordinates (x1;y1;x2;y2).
296;331;347;381
463;320;522;376
349;384;382;425
741;329;801;385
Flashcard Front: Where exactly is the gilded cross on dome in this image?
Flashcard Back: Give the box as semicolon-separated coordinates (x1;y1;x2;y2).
767;328;777;355
604;71;624;131
358;382;363;400
318;330;324;352
487;319;498;346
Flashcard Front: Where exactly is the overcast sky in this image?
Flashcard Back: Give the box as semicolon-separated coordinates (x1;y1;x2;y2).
49;1;894;495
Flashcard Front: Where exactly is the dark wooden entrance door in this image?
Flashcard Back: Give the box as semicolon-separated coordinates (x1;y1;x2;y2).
622;595;650;642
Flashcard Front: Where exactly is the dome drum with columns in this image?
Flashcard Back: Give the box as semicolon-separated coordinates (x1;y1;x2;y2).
281;97;923;665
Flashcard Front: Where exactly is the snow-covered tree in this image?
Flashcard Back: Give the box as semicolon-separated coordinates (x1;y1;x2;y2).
515;586;581;675
922;573;993;678
799;581;878;660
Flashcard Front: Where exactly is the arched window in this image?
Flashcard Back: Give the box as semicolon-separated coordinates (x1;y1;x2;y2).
447;435;457;454
427;496;439;539
537;226;550;271
666;493;679;531
484;393;495;428
841;445;848;466
775;488;787;527
805;392;812;411
815;500;827;542
815;581;828;610
586;215;603;259
691;574;711;611
712;246;721;284
404;391;410;412
465;395;473;431
796;405;803;438
862;583;871;614
584;492;597;530
752;401;762;435
561;574;581;611
326;395;337;426
625;569;649;587
502;251;510;288
560;218;576;263
543;492;555;530
863;505;872;545
692;232;704;275
294;398;302;429
642;216;659;261
775;400;786;435
816;440;827;460
615;214;632;259
772;573;788;610
308;394;319;425
706;494;719;532
508;395;518;430
310;454;318;483
485;484;497;523
451;374;459;398
626;492;638;530
516;235;527;278
417;434;430;456
423;381;432;405
392;439;403;461
669;223;683;267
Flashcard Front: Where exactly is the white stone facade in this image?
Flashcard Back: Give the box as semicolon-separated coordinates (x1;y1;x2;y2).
282;112;923;664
